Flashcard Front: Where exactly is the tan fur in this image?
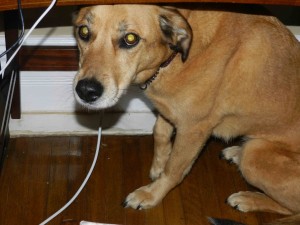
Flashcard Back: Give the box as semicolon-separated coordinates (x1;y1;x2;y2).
73;4;300;223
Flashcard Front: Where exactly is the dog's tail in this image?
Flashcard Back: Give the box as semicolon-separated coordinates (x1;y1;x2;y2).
208;214;300;225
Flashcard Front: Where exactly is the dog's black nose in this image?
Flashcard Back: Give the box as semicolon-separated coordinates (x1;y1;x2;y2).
75;79;104;103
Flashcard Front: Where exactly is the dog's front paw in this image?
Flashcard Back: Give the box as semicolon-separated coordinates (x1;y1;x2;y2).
122;185;161;210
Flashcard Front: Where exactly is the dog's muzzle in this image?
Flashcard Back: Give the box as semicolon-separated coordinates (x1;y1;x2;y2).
75;78;104;103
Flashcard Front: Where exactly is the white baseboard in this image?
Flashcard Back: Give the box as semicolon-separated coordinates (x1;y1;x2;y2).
10;112;156;137
12;71;156;136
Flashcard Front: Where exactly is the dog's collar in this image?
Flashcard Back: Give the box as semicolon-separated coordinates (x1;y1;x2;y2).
139;51;178;90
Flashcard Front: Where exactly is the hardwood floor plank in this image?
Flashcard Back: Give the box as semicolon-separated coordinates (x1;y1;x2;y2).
7;138;32;225
163;188;186;225
0;138;30;225
83;136;106;223
180;143;222;225
102;136;125;224
60;137;89;223
0;136;285;225
46;137;71;225
0;139;15;225
205;140;260;225
139;136;167;225
122;136;146;225
27;138;53;225
0;138;53;225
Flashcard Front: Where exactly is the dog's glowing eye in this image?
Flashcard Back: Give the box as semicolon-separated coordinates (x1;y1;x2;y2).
78;25;90;40
124;33;140;46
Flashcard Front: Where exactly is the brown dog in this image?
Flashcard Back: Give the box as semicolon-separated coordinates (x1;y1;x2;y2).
73;4;300;224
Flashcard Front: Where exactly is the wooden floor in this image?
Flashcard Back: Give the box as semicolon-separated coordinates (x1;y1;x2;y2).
0;135;282;225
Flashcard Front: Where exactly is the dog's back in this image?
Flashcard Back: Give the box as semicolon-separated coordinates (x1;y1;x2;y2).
174;6;300;145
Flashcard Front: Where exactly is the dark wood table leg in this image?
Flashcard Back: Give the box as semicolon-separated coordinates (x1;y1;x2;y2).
4;10;21;119
0;10;21;169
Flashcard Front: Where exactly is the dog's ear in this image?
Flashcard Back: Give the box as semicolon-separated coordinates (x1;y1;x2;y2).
159;9;192;62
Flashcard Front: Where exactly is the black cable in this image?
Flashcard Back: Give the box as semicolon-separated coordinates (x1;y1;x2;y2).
0;0;25;59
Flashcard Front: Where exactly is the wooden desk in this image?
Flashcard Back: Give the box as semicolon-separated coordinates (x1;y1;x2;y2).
1;0;300;11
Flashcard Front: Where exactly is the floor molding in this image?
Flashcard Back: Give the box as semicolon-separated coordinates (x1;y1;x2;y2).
9;112;156;137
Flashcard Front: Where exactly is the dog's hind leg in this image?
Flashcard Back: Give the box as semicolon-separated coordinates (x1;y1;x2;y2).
150;115;174;180
227;191;292;215
227;139;300;215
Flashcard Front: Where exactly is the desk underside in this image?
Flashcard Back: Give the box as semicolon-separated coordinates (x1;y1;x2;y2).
1;0;300;12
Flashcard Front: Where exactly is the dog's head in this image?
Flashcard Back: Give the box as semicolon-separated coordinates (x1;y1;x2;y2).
73;5;192;109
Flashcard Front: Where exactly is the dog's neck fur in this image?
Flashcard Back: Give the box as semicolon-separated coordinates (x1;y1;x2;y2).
139;51;178;90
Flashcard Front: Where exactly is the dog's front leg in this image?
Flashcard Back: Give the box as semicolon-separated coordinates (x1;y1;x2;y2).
150;115;174;181
123;125;210;210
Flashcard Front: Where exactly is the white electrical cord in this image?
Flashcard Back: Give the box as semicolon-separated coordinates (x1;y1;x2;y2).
39;126;103;225
0;0;57;78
